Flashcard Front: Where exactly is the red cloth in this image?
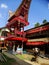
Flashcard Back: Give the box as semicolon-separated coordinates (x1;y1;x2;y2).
5;37;27;42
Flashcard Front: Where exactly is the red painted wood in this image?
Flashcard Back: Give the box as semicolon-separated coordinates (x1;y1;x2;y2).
7;17;29;27
26;25;49;34
26;41;47;45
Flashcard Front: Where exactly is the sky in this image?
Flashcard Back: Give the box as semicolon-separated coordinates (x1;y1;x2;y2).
0;0;49;30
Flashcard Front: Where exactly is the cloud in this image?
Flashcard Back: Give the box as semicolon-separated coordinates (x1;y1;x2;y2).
48;3;49;9
0;13;2;18
1;3;8;8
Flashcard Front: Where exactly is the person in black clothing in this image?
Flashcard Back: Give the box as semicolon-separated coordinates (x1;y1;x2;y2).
31;47;40;61
0;48;2;53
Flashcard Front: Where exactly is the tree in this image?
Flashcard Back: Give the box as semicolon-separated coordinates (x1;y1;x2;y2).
43;19;48;24
34;22;40;27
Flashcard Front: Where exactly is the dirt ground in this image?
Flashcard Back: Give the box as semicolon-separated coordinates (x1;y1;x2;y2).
41;64;49;65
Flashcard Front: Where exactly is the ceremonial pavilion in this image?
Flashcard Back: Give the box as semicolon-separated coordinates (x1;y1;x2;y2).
0;0;49;54
25;22;49;54
0;0;31;52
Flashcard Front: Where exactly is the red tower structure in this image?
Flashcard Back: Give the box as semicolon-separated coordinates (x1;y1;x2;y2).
5;0;31;51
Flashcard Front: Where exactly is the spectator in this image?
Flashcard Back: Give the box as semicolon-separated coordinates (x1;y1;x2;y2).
0;48;2;53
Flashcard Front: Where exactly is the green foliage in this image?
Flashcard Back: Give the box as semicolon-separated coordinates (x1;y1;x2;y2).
34;22;40;27
43;19;48;24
